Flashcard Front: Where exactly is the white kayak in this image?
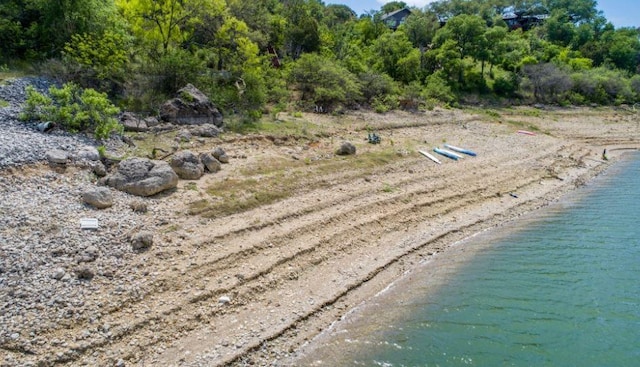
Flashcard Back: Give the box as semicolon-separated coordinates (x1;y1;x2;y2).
418;150;441;164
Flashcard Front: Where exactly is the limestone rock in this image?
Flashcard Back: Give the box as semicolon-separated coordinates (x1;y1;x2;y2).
212;147;229;163
200;152;221;173
83;187;113;209
191;124;221;138
170;150;204;180
159;84;223;127
75;146;100;161
51;268;66;280
336;141;356;155
92;161;108;177
130;231;154;251
176;129;192;143
46;149;69;164
101;158;178;197
120;112;159;132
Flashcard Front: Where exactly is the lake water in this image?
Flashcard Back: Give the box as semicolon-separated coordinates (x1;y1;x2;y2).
301;153;640;366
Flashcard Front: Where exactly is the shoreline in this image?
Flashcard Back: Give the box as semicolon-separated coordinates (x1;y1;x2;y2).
1;107;639;366
290;151;639;366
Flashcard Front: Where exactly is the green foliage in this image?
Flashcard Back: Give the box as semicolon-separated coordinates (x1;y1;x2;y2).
152;48;203;95
63;31;130;80
423;72;455;104
3;0;639;115
358;72;400;103
289;53;361;108
493;73;519;96
20;83;122;140
571;67;635;105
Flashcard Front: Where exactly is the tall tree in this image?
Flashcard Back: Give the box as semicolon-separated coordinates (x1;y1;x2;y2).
116;0;220;55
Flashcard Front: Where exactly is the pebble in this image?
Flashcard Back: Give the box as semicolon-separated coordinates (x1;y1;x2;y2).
0;78;173;362
0;77;97;168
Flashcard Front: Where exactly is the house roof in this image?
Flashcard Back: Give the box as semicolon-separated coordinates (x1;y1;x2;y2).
381;7;412;20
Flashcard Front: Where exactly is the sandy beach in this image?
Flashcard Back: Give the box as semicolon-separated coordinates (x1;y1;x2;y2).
1;106;639;366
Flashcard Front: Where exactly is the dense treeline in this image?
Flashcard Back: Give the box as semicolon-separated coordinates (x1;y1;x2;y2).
2;0;640;120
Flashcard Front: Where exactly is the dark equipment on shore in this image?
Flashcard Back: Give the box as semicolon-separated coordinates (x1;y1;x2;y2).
368;132;381;144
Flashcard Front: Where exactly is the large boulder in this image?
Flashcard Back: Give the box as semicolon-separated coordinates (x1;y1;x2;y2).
170;150;205;180
200;152;221;173
120;112;148;132
212;147;229;163
101;158;178;197
83;187;113;209
159;84;223;127
120;112;161;132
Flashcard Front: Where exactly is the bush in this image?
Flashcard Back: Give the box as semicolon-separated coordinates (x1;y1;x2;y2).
571;67;635;105
493;73;519;97
358;72;399;103
289;53;362;109
422;73;455;104
20;83;122;140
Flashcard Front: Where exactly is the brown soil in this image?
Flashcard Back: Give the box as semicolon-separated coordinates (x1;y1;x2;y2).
4;106;640;366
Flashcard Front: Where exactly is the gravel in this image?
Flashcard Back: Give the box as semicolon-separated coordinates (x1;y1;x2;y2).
0;77;97;168
0;77;173;365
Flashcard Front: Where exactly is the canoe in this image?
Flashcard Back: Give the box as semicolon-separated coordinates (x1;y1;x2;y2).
517;130;536;136
433;147;459;161
439;148;464;159
418;150;441;164
443;143;477;157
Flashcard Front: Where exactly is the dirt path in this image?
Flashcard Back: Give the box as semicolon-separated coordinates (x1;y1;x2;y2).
2;107;638;366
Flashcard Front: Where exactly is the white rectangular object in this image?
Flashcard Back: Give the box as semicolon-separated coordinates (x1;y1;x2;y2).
80;218;99;229
418;150;441;165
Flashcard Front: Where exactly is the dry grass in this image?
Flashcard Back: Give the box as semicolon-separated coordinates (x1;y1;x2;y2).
188;148;405;218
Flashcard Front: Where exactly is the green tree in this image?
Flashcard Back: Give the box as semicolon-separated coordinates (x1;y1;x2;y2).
289;53;361;108
380;1;407;14
116;0;220;55
370;31;417;82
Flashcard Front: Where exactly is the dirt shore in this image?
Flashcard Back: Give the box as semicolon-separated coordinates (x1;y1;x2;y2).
1;106;639;366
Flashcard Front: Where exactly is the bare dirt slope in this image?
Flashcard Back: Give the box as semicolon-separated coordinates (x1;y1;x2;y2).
1;107;639;366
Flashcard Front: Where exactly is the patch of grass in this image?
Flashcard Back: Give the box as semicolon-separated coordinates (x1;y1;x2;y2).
381;182;395;193
0;99;8;108
226;116;321;138
163;224;181;233
484;110;501;119
505;119;541;132
189;148;407;218
184;182;198;191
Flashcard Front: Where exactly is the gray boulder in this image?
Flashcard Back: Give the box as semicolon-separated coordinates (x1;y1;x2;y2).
170;150;204;179
120;112;150;132
212;147;229;163
200;152;222;173
159;84;223;127
336;141;356;155
101;158;178;197
191;124;221;138
75;146;100;162
176;129;192;143
46;149;69;164
83;187;113;209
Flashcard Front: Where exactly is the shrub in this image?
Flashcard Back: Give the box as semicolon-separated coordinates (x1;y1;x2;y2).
358;72;400;104
493;73;519;97
422;72;455;104
289;53;362;109
20;83;122;140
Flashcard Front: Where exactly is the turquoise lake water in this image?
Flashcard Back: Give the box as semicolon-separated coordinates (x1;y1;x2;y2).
306;154;640;366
